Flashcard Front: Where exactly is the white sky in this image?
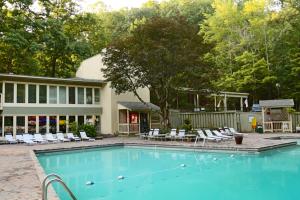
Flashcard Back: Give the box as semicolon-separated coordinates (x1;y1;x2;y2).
80;0;154;11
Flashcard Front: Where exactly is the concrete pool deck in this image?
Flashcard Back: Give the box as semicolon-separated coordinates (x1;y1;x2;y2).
0;133;299;200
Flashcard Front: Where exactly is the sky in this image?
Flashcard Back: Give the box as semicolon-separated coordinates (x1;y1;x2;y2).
80;0;155;11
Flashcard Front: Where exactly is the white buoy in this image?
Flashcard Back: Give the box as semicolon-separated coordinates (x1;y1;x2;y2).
118;175;125;180
180;164;186;167
86;181;94;185
213;158;217;161
230;154;234;158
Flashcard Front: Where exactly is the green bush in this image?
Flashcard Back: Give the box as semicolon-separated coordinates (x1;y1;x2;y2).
79;124;97;138
69;121;78;135
182;118;192;132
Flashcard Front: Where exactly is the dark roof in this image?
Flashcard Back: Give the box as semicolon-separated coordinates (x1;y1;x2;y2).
0;73;106;87
259;99;294;108
118;101;160;111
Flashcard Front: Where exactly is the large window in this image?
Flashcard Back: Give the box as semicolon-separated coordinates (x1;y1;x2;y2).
50;116;57;134
59;116;66;133
86;88;93;104
4;116;13;134
77;88;84;104
28;116;36;133
5;83;14;103
59;86;66;104
28;85;36;103
16;116;25;134
68;116;76;133
78;116;84;125
94;88;100;104
49;86;57;104
69;87;75;104
39;116;47;134
39;85;47;104
17;84;25;103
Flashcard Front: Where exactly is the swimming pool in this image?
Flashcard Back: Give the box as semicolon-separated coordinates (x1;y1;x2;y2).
37;146;300;200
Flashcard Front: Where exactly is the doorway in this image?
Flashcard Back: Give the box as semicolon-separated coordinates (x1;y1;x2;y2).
140;113;149;133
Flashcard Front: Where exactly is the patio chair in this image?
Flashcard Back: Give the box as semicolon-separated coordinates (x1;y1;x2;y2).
16;134;24;143
150;129;166;141
140;129;153;140
34;133;48;143
204;129;224;140
212;130;232;139
166;129;177;140
195;129;221;145
45;133;59;142
223;127;233;136
229;128;238;134
23;134;37;145
67;133;81;141
80;131;95;141
5;134;17;144
175;129;186;141
57;133;70;142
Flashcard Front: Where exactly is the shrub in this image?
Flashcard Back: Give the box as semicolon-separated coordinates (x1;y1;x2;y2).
79;124;97;138
69;121;78;135
182;118;192;132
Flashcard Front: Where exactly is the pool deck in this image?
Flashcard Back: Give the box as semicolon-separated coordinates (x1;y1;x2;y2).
0;133;299;200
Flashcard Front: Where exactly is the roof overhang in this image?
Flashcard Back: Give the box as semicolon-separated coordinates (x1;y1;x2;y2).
259;99;294;108
118;101;160;112
0;73;106;87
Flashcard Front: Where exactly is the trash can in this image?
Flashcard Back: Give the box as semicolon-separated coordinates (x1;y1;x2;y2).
256;125;263;134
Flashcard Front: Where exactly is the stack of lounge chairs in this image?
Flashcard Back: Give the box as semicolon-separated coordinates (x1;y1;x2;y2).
3;131;95;145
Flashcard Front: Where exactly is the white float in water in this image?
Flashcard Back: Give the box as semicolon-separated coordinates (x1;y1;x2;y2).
213;158;217;161
86;181;94;185
118;175;125;180
180;164;186;167
230;154;234;158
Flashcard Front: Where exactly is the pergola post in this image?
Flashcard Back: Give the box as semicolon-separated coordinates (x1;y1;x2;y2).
127;109;130;135
224;94;227;111
240;97;243;112
214;95;217;111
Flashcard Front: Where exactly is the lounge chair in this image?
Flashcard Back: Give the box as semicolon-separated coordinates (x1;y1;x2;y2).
45;133;59;142
175;129;186;141
149;129;165;140
140;129;153;139
80;131;95;141
16;134;24;143
204;129;224;140
34;133;48;143
224;127;234;136
23;134;37;145
57;133;70;142
195;129;221;145
229;128;238;134
212;130;232;139
166;129;177;140
5;134;17;144
67;133;81;141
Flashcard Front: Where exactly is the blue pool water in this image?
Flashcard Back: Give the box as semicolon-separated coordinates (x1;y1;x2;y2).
37;146;300;200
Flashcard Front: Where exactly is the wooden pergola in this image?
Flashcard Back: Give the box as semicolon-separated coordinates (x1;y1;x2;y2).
259;99;294;133
211;91;249;111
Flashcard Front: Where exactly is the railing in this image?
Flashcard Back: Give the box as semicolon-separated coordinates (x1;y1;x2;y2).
263;121;292;133
118;123;140;133
42;174;77;200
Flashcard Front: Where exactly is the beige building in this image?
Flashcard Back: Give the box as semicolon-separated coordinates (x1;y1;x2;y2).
0;54;159;138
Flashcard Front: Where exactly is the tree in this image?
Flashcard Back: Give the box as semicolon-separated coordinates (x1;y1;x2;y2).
102;16;212;127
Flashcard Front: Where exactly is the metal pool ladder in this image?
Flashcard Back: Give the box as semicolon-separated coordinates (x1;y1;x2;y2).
42;174;77;200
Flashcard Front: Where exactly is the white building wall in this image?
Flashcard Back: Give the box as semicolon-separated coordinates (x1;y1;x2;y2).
76;54;151;134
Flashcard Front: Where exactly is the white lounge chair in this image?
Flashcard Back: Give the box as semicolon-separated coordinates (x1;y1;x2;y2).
166;129;177;140
195;129;221;145
229;128;238;134
5;134;17;144
16;134;24;143
175;129;186;141
67;133;81;141
34;133;48;143
149;129;165;140
80;131;95;141
45;133;59;142
57;133;70;142
213;130;232;139
140;129;153;139
23;134;37;145
224;127;233;136
204;129;224;140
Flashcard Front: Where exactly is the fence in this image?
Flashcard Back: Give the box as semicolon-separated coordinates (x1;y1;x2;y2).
291;112;300;131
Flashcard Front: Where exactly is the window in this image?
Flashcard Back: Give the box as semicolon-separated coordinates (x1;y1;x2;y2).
16;116;25;134
59;86;66;104
17;84;25;103
49;116;57;134
39;116;47;134
59;116;66;133
28;85;36;103
68;116;76;133
86;115;93;125
28;116;36;134
39;85;47;104
86;88;93;104
4;116;13;134
5;83;14;103
95;116;100;134
69;87;75;104
78;116;84;125
49;86;57;104
94;88;100;104
77;88;84;104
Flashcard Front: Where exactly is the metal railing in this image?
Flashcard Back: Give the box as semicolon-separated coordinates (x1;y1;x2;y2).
42;173;77;200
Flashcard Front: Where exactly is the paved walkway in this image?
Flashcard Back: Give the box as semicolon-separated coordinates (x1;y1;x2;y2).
0;134;299;200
